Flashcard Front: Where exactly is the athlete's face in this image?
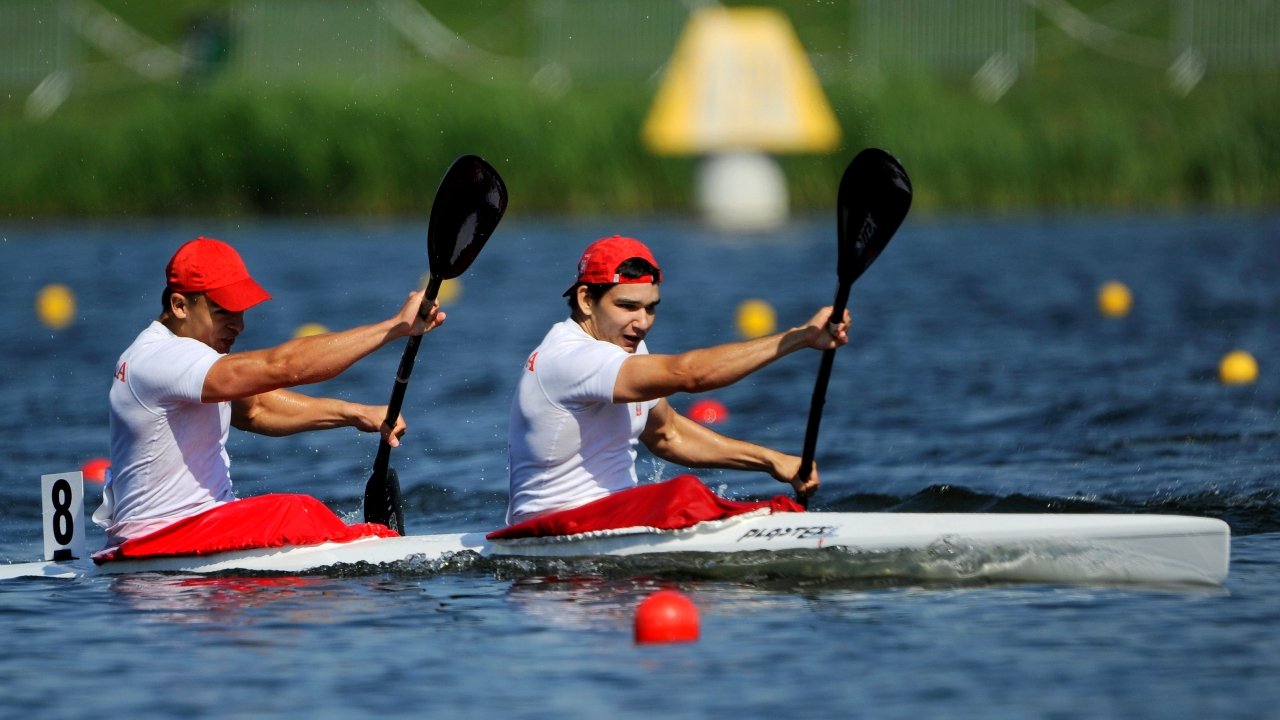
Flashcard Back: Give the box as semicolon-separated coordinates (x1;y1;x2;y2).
579;283;660;353
173;293;245;354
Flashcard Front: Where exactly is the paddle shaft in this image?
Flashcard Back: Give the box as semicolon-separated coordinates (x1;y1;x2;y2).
370;274;443;478
796;281;852;505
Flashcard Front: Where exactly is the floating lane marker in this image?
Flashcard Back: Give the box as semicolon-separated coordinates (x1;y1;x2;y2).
36;283;76;330
688;398;729;425
293;322;329;338
1097;280;1132;318
1219;350;1258;385
80;457;110;484
635;589;700;644
736;298;776;339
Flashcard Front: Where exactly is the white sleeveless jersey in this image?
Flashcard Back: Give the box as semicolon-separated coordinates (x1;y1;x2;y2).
506;319;659;524
97;321;233;545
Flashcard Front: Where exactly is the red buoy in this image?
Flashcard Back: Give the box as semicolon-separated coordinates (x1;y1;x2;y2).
688;398;728;425
81;457;110;484
634;589;700;644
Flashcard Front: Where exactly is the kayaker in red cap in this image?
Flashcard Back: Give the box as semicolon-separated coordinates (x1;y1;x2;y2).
503;234;849;527
93;237;444;559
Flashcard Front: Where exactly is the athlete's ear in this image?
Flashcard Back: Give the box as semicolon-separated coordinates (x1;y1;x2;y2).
169;292;194;319
575;285;592;318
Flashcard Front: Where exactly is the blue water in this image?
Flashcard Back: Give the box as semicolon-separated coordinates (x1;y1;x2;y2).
1;213;1278;719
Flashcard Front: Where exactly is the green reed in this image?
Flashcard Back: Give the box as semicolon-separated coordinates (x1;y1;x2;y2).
1;67;1275;218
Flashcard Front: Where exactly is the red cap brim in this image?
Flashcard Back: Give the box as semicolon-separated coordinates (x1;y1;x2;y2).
205;276;272;312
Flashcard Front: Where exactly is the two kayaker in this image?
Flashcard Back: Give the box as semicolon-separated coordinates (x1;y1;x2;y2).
98;233;846;556
93;237;443;558
503;235;849;527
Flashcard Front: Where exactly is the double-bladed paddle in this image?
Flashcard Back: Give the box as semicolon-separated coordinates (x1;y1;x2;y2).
796;148;912;507
363;154;508;533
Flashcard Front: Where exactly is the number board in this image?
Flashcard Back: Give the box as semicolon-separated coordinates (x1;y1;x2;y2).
41;472;84;561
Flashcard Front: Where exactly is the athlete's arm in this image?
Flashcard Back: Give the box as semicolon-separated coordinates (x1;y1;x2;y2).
613;306;849;404
202;291;444;403
231;390;409;445
639;399;819;497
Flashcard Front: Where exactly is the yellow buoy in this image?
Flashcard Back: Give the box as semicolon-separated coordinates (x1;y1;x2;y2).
1219;350;1258;385
36;283;76;330
1097;281;1132;318
419;274;462;305
735;298;776;339
293;322;329;338
438;278;461;305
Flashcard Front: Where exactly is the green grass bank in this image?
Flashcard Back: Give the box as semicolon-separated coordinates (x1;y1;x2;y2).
2;66;1277;218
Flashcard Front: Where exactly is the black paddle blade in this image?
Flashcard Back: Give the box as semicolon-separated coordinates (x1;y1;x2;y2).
364;465;404;535
363;155;507;534
428;154;508;280
796;148;912;508
837;148;912;286
360;152;504;532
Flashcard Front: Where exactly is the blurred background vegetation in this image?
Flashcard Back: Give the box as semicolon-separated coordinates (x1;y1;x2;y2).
0;0;1276;217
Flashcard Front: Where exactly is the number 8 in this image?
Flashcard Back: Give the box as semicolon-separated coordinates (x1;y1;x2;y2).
51;478;74;546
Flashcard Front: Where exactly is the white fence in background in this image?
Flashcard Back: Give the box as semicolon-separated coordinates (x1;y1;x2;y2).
857;0;1035;101
858;0;1036;75
0;0;1276;102
230;1;409;83
1175;0;1280;69
531;0;687;83
0;3;73;88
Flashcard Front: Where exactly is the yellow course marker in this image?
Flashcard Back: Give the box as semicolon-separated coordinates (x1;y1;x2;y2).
736;299;777;339
293;322;329;338
1219;350;1258;385
1098;281;1133;318
421;273;462;305
36;283;76;330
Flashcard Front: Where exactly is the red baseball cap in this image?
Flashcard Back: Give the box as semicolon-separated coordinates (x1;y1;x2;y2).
562;235;661;296
166;237;271;312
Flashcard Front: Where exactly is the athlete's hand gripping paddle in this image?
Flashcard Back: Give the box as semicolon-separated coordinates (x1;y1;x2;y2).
363;155;508;533
796;148;912;507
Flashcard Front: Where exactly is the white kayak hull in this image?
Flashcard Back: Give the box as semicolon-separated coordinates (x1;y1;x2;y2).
0;511;1231;586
